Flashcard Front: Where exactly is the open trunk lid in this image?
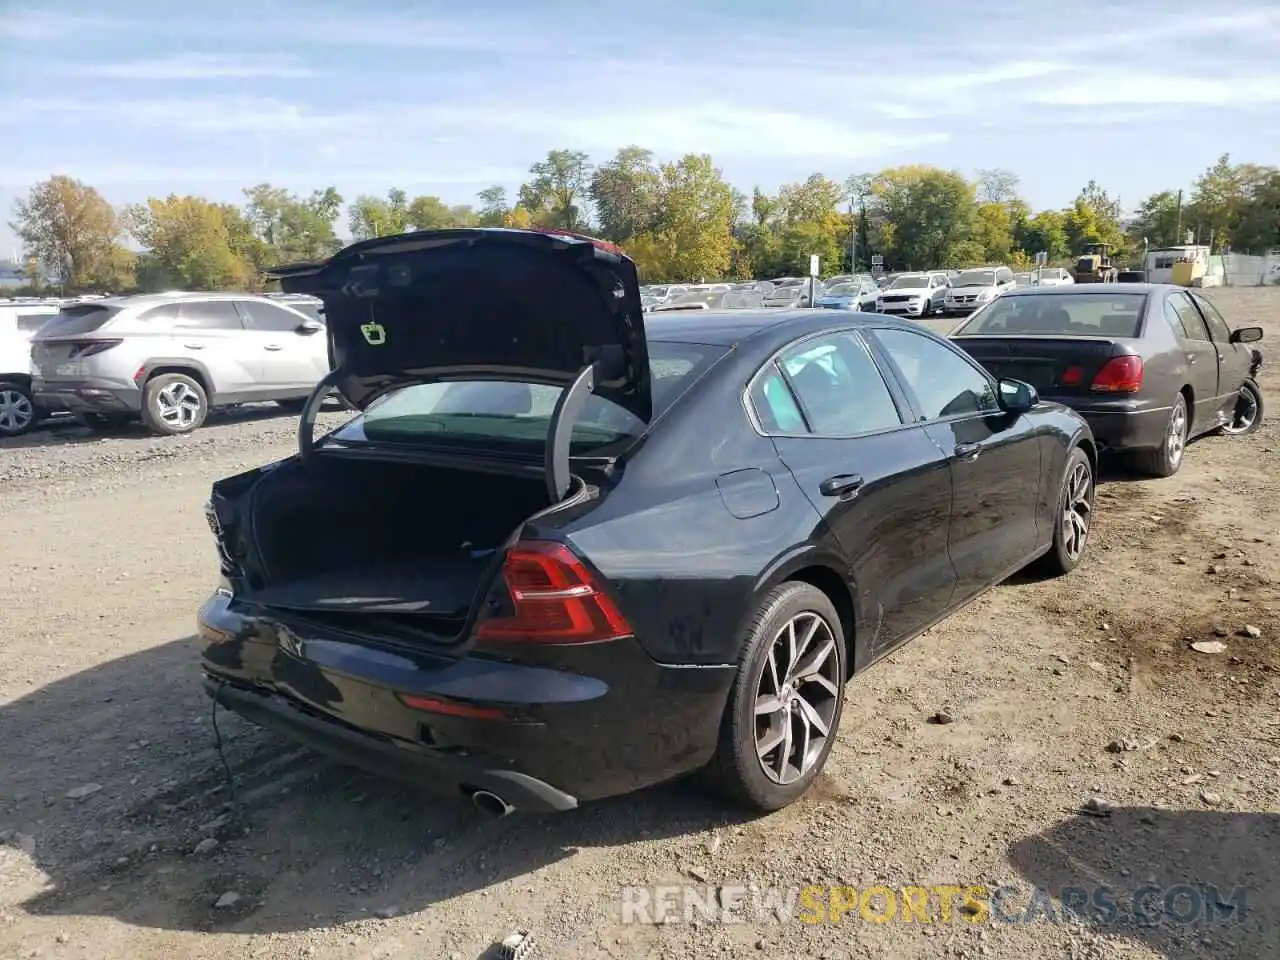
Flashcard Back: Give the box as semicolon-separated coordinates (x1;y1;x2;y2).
269;228;650;501
950;336;1128;397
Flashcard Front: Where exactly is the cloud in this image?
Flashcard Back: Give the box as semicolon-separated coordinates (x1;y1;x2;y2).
54;54;314;80
1031;72;1280;107
0;12;121;39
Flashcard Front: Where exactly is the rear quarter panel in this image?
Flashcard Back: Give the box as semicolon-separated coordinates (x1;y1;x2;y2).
559;347;833;666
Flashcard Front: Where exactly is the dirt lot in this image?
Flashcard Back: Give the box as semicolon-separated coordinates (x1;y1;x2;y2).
2;287;1278;960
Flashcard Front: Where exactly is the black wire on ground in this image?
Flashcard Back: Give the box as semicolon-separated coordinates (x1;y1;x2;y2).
210;680;237;804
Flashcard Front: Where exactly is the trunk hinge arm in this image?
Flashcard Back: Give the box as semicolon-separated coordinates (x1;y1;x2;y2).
298;369;345;460
545;363;596;502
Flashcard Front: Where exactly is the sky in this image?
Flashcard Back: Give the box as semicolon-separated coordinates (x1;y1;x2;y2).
1;0;1278;255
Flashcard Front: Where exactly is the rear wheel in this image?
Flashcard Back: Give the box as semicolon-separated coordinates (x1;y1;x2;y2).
708;582;847;812
141;373;208;435
1215;380;1263;437
0;380;36;438
1134;392;1188;477
1038;447;1093;575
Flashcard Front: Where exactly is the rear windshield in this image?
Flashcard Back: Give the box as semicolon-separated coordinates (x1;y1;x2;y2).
35;304;121;337
889;276;928;289
953;293;1148;338
328;340;726;454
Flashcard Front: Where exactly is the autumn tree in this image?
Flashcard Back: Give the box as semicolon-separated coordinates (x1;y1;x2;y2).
476;186;510;227
518;149;592;230
10;175;134;290
1063;180;1127;257
243;184;343;264
348;188;409;240
625;154;736;281
127;195;256;291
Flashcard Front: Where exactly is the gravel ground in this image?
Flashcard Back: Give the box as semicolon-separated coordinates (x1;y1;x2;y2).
2;288;1278;960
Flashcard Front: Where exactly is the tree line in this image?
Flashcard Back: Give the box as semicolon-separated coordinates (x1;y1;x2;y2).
9;149;1279;293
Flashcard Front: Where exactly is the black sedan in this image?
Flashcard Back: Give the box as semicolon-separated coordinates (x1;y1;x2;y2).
949;284;1264;477
198;228;1097;815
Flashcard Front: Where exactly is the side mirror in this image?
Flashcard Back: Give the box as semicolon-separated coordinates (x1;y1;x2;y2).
1230;326;1263;344
296;320;323;335
997;377;1037;414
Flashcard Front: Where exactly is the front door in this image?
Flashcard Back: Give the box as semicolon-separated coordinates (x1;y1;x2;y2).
1189;292;1253;424
867;325;1042;604
235;300;329;392
750;329;956;662
1164;292;1221;430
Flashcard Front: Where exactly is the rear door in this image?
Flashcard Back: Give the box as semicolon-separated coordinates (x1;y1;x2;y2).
234;299;328;391
170;301;260;399
867;325;1042;603
1189;292;1253;419
751;329;956;659
1164;291;1221;428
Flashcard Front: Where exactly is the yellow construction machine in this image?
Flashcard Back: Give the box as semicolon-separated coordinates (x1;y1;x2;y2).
1071;242;1119;283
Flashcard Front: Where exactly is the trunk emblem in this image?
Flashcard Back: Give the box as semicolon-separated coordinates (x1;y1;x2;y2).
360;322;387;346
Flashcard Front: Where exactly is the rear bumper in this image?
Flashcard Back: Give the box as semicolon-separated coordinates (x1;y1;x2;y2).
198;592;736;808
32;376;141;413
1044;397;1170;450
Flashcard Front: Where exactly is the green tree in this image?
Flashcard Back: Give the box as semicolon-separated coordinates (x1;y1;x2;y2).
1129;190;1183;249
589;146;660;243
349;188;409;240
1232;168;1280;253
1063;180;1126;257
405;195;454;230
973;202;1014;264
476;185;510;226
243;184;343;264
127;195;256;291
10;175;134;290
518;149;592;230
1014;210;1070;263
870;165;977;269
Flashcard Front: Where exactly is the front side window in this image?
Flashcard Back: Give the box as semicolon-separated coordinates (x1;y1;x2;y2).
1189;293;1232;342
751;332;902;436
1167;292;1211;342
871;327;998;420
329;341;724;454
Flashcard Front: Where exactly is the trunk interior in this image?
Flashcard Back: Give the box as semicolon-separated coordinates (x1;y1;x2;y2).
240;454;552;638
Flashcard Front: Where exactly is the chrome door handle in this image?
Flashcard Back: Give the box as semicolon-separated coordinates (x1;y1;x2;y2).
183;343;204;350
819;473;865;497
954;442;982;461
1186;353;1197;364
264;344;283;351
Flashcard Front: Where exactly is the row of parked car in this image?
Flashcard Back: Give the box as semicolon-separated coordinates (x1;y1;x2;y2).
194;227;1264;819
0;291;329;437
641;265;1073;318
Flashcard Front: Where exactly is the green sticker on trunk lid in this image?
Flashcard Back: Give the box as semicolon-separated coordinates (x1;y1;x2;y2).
360;322;386;345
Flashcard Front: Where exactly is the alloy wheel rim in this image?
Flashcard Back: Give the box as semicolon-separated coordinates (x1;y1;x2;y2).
1168;401;1187;466
754;612;840;785
157;382;202;428
1221;387;1258;435
1061;460;1092;560
0;388;34;435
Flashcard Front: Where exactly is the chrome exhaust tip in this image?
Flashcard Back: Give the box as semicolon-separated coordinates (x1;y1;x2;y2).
471;789;514;817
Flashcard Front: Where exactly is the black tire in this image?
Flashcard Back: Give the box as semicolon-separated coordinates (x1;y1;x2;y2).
707;582;847;812
275;397;308;413
1037;446;1094;575
0;379;37;438
77;412;133;434
1133;392;1188;477
1214;380;1263;437
140;373;208;435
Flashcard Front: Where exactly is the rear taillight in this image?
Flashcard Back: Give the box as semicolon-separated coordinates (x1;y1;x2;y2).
1060;366;1084;387
1090;356;1144;393
68;339;122;358
475;540;632;644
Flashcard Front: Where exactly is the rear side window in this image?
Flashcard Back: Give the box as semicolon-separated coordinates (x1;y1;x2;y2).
16;312;55;333
331;340;725;453
752;332;902;436
36;304;120;337
176;301;244;330
954;293;1147;338
238;300;313;331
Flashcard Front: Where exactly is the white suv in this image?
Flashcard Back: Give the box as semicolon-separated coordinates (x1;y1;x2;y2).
31;293;329;435
0;301;60;437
